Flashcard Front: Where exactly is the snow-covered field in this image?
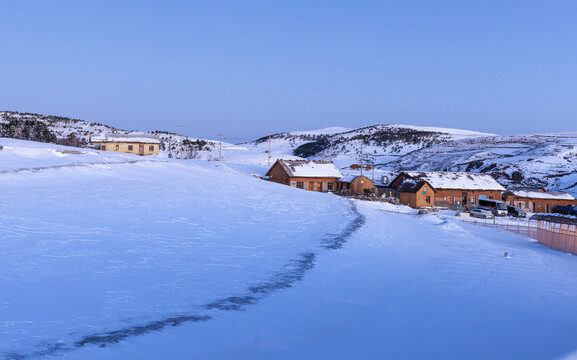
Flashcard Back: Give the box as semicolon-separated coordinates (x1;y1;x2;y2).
3;138;577;359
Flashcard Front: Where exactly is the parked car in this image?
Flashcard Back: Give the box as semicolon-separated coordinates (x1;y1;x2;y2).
469;207;494;219
553;204;577;215
507;205;526;218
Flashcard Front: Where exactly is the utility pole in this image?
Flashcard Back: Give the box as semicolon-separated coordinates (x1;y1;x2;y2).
218;134;224;162
372;160;375;181
179;124;184;159
330;137;333;162
267;133;271;166
360;142;363;177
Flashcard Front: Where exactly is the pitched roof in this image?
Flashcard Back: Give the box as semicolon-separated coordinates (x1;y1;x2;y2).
398;171;505;191
268;159;342;178
92;133;161;144
397;179;430;193
504;189;575;201
338;175;372;183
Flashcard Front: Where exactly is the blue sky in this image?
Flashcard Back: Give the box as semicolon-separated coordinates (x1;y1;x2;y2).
1;1;576;141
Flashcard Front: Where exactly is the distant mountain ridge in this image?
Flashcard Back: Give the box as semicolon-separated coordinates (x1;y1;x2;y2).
245;124;494;166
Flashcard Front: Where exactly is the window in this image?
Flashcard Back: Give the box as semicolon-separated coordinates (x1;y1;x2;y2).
128;145;133;151
296;182;304;189
327;183;334;191
149;145;154;151
538;203;543;208
448;196;454;205
114;144;119;151
100;145;106;150
488;196;494;200
471;197;477;204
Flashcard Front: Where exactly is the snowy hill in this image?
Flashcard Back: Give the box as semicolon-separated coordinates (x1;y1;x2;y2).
243;124;494;169
3;138;577;359
0;111;216;159
385;133;577;195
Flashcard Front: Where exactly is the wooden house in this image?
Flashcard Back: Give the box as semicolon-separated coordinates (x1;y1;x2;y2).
336;175;374;195
92;134;160;156
389;171;506;209
265;159;342;192
503;188;577;213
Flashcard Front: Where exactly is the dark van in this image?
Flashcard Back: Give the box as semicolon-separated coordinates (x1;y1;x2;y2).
507;205;526;218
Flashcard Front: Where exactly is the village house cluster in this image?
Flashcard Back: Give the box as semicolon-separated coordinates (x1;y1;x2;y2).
265;159;577;214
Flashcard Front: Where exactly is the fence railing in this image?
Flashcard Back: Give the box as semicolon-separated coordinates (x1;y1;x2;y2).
350;197;577;254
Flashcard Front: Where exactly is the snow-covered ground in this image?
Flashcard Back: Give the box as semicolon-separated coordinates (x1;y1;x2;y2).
3;138;577;359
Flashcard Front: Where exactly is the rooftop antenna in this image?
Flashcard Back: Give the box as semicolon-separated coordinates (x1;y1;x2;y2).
218;134;224;162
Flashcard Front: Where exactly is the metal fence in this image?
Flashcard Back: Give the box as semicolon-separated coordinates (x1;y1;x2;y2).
349;197;577;253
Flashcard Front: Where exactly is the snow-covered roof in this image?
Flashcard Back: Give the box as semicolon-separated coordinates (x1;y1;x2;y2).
397;179;428;193
92;133;161;144
338;175;370;183
399;171;505;191
505;190;575;201
270;159;342;178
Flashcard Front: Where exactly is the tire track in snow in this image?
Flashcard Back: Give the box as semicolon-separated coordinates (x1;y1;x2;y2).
4;200;365;360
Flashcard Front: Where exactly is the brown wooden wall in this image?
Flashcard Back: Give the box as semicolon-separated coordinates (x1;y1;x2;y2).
503;196;577;213
267;163;291;185
337;176;374;195
399;183;433;208
434;189;501;209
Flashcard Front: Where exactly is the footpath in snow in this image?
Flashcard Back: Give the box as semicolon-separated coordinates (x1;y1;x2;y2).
66;201;577;360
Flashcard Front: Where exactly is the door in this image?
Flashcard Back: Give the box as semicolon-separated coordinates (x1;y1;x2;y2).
139;144;144;156
309;182;314;191
462;192;468;206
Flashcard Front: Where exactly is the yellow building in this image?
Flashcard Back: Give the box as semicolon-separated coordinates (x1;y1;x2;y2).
92;134;161;156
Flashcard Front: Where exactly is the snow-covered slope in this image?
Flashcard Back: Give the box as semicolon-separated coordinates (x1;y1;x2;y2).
3;138;577;360
386;133;577;195
0;138;356;358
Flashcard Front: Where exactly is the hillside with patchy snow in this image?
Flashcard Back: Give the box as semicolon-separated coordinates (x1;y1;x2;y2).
0;111;215;159
242;124;494;169
385;133;577;195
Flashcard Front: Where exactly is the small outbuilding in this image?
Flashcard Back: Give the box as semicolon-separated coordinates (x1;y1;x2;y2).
266;159;342;192
92;134;160;156
503;188;577;213
336;175;374;195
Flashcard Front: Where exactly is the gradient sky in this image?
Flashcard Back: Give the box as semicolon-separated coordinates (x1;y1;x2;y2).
2;1;576;141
